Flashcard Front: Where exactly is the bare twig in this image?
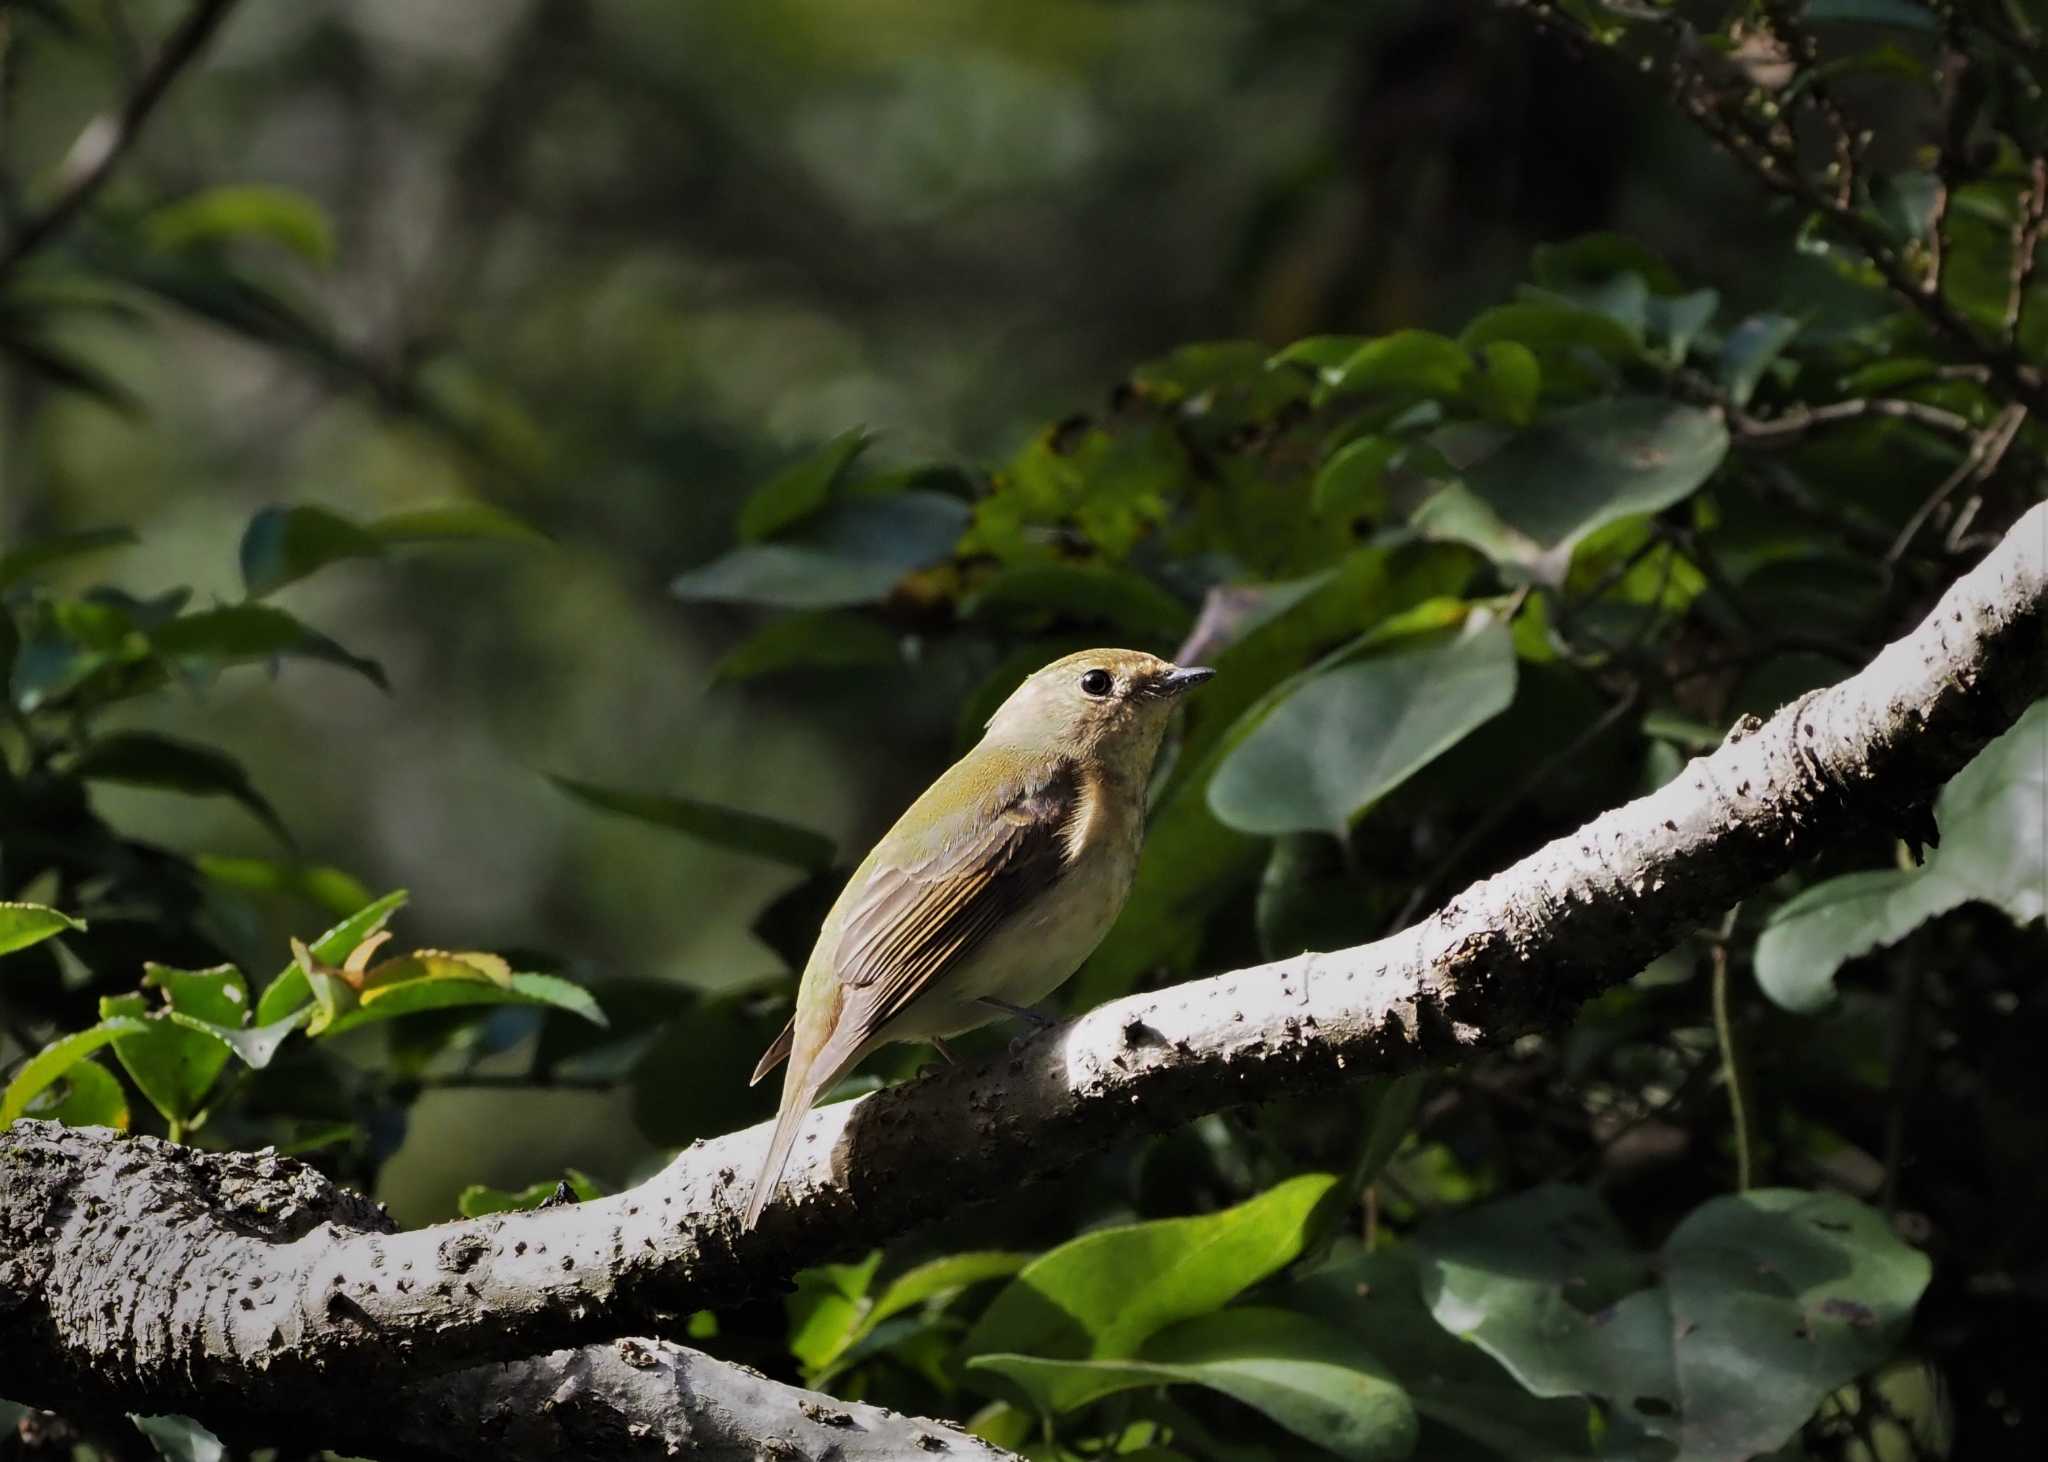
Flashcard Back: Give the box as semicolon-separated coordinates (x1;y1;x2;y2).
1885;400;2028;564
2003;155;2047;342
0;0;242;279
1729;396;1976;444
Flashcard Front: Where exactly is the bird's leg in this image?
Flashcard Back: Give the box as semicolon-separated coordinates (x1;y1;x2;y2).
931;1035;958;1065
977;997;1055;1030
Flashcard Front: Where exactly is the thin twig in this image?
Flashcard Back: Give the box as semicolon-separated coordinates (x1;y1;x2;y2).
2004;156;2048;342
1730;396;1976;443
1885;400;2028;564
0;0;242;280
1709;903;1752;1193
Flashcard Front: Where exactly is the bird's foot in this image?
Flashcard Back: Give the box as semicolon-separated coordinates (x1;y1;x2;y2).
977;997;1055;1030
914;1035;958;1077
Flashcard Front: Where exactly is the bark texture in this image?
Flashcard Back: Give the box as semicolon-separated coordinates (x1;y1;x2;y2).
3;500;2044;1457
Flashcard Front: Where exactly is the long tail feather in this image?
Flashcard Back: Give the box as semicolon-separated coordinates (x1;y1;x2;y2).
742;1089;811;1229
749;1017;795;1086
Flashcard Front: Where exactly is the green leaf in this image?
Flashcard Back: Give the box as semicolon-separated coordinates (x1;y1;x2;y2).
102;966;252;1124
1718;314;1801;408
320;968;605;1037
195;855;372;917
1312;436;1400;520
71;732;289;842
144;184;336;265
1416;1185;1931;1461
1290;1247;1612;1460
254;889;410;1024
962;1173;1337;1408
1416;397;1729;583
1458;303;1638;373
130;1412;225;1462
964;563;1194;644
1208;616;1517;837
167;1005;312;1070
0;334;141;414
368;501;550;546
1755;699;2047;1012
9;595;154;711
1269;335;1370;378
24;1054;128;1129
1;1017;153;1125
739;428;874;540
547;773;836;872
0;901;85;957
0;526;136;588
713;611;900;682
1648;288;1720;364
1327;331;1472;399
971;1308;1416;1460
457;1168;605;1217
239;505;382;597
670;491;970;609
1531;234;1683;295
788;1251;884;1373
151;604;388;690
1468;341;1541;426
863;1251;1035;1339
1662;1191;1930;1461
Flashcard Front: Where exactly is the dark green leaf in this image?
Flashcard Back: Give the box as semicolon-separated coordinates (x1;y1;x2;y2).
0;526;136;588
239;505;382;597
547;773;835;872
739;428;873;540
1312;437;1400;520
1718;314;1801;408
964;563;1193;643
1208;616;1517;836
1805;0;1937;28
151;605;388;690
1531;234;1682;295
71;732;289;843
712;611;900;682
672;491;970;610
1417;397;1728;582
1755;699;2046;1012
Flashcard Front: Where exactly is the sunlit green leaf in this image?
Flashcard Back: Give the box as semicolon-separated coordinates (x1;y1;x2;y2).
457;1168;605;1217
144;184;337;265
24;1054;128;1130
1;1017;153;1126
0;902;85;957
254;890;410;1024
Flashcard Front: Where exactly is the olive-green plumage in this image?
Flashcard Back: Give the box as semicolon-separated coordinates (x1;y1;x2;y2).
741;648;1213;1228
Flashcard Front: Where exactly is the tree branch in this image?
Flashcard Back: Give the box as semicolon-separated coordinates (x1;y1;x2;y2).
0;0;242;280
4;503;2045;1448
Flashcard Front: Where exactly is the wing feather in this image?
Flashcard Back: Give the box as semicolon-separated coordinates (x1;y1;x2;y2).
826;764;1080;1050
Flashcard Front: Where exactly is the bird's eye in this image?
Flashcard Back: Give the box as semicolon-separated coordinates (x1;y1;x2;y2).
1079;668;1114;697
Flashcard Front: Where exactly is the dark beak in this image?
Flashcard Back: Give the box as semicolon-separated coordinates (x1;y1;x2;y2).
1157;665;1216;697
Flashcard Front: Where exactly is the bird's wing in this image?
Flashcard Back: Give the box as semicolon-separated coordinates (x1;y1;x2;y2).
825;761;1082;1051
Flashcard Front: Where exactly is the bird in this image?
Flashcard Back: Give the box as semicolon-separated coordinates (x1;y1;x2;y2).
741;647;1215;1228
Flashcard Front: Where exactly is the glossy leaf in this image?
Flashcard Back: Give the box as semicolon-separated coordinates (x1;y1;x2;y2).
738;428;872;540
1208;616;1516;837
71;732;289;842
319;968;604;1037
962;1173;1336;1409
1416;397;1728;582
254;889;410;1023
1327;331;1472;399
0;902;85;957
1755;699;2047;1012
103;965;252;1124
1;1017;153;1125
971;1307;1416;1460
547;773;836;872
167;1006;312;1070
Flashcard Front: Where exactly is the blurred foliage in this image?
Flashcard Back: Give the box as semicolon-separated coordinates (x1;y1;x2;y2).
3;1;2048;1460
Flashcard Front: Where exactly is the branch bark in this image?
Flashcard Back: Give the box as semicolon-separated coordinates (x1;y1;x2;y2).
4;502;2044;1453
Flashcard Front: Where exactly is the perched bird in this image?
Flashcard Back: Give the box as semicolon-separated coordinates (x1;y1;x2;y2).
742;648;1214;1228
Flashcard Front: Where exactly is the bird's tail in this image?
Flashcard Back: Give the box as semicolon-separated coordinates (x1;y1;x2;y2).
742;1089;810;1229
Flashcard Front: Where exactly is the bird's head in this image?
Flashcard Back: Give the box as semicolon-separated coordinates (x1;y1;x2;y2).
983;648;1214;766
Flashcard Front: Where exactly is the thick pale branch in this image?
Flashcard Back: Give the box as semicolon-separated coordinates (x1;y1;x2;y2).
4;502;2044;1434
